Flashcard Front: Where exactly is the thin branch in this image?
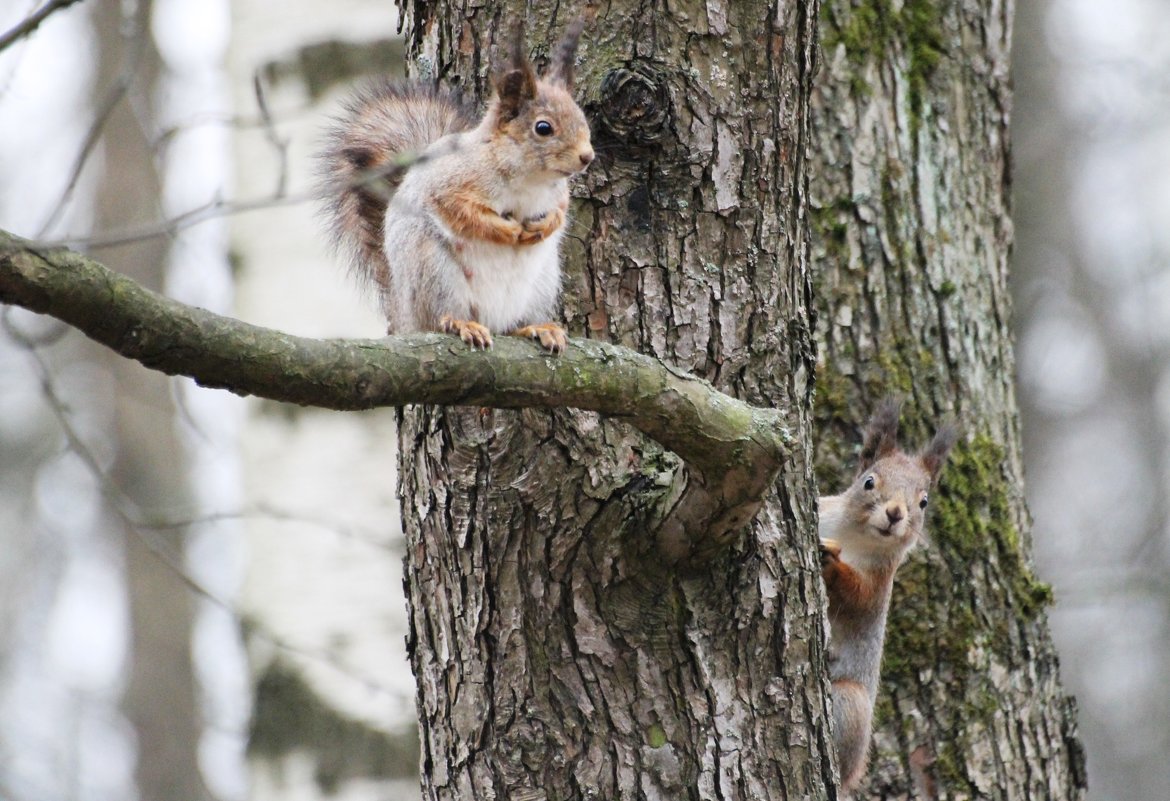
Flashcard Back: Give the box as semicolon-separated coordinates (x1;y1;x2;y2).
136;503;402;555
44;192;309;250
253;73;291;197
0;0;87;53
0;228;790;553
36;0;148;238
38;143;429;250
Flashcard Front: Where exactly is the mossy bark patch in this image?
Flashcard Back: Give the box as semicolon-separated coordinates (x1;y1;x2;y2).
820;0;945;125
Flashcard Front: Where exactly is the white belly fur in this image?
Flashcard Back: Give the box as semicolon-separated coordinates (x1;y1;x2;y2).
458;233;562;331
395;166;568;332
444;176;567;332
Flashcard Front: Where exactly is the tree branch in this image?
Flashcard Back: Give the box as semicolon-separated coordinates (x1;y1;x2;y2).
0;229;790;554
0;0;88;53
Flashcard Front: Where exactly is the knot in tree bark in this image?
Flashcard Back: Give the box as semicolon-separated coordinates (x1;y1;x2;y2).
595;65;672;149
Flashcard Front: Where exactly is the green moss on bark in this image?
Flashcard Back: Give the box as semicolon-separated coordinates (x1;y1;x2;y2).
264;38;406;100
811;199;854;266
877;435;1054;761
932;435;1055;618
812;344;942;489
820;0;945;125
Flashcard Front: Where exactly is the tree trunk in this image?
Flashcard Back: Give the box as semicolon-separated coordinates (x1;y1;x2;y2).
398;1;831;798
809;0;1087;797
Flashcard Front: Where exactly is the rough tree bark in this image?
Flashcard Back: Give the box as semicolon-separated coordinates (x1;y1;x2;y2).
397;1;832;799
809;0;1087;797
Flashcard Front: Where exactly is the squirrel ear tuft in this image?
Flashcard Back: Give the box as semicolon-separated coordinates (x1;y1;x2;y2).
857;398;901;473
494;25;537;123
548;17;586;89
920;425;958;482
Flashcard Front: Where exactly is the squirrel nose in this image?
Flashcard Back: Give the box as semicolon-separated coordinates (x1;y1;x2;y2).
886;505;904;525
579;150;595;167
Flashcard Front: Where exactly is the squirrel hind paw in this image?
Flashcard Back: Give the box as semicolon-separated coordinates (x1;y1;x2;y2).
512;323;567;354
440;316;494;350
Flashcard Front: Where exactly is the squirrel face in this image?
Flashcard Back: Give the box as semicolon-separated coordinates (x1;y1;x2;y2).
828;400;957;568
843;452;932;550
492;81;593;181
487;23;594;184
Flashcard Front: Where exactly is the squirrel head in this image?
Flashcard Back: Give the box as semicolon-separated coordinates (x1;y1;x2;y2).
837;399;957;563
485;20;594;183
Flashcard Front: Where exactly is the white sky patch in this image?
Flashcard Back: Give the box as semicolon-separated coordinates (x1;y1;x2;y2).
0;2;97;236
34;452;104;543
153;0;231;72
152;1;250;797
1020;310;1106;414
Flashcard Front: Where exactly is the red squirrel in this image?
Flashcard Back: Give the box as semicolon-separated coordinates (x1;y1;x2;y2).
819;400;956;794
317;21;593;353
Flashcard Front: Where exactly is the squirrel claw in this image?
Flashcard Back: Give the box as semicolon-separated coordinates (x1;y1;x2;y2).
511;323;568;354
440;316;493;350
819;538;842;566
517;207;565;245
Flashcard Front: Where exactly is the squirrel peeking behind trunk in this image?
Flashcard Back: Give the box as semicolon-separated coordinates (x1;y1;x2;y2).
818;400;957;795
317;21;594;353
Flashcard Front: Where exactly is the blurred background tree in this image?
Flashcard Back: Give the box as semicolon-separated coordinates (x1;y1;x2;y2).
1014;2;1170;800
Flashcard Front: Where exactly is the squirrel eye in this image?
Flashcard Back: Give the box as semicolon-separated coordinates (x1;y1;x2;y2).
919;495;929;510
862;475;875;491
534;120;555;136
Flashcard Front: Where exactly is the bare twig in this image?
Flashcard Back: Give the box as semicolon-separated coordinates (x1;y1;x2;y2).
253;73;291;197
135;503;401;554
151;104;322;154
36;136;433;251
36;0;148;238
42;192;309;249
0;0;87;53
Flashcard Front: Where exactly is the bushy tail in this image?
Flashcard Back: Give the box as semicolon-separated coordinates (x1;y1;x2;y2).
317;82;475;296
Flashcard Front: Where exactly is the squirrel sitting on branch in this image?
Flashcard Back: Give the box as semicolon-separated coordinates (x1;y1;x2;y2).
318;21;594;353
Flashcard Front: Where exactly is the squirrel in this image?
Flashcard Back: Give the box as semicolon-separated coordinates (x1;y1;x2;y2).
317;21;594;353
818;400;956;795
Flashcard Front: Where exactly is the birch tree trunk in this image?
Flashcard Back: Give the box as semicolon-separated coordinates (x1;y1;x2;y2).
397;1;832;798
809;0;1088;797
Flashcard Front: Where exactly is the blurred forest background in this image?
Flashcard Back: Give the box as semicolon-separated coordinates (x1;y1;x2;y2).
0;1;1166;800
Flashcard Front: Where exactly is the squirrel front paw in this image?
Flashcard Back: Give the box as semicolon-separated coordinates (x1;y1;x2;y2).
440;315;493;350
820;538;842;568
511;322;568;354
517;207;565;245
